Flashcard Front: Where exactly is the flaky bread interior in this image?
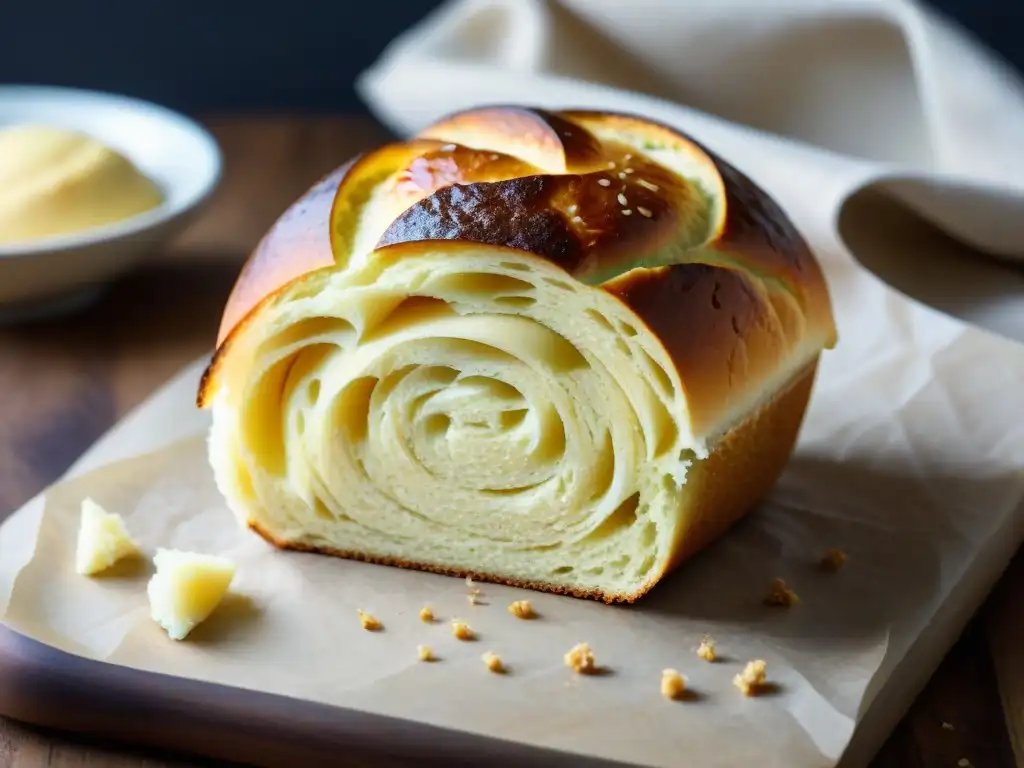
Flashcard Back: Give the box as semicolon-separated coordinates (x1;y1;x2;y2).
207;243;822;602
201;106;836;602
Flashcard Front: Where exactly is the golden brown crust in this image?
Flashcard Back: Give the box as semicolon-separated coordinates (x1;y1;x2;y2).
664;358;817;571
375;160;694;280
710;154;835;345
550;109;835;344
247;358;818;604
606;262;793;438
204;105;836;397
329;138;544;259
379;108;710;286
214;138;543;348
198;263;333;408
416;106;605;171
215;166;345;348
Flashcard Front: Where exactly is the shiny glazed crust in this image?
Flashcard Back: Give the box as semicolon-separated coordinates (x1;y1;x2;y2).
199;106;837;602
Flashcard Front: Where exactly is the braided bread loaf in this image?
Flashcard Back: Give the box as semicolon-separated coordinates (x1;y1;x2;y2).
199;106;836;602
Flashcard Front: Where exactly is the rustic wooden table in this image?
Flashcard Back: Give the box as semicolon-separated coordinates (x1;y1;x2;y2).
0;117;1020;768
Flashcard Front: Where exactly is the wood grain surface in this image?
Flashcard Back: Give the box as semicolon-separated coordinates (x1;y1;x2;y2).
0;117;1020;768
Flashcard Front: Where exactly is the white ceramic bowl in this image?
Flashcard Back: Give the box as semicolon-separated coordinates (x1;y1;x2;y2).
0;85;222;324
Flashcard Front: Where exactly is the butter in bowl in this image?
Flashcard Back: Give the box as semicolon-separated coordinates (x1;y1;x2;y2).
0;124;165;246
0;85;222;324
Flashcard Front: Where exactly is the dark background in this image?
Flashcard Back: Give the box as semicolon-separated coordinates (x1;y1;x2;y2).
0;0;1021;115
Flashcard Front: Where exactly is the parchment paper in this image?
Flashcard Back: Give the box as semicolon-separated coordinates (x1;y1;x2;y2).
4;1;1024;762
1;129;1024;768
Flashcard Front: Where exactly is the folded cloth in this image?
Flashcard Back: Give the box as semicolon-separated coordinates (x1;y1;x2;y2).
357;0;1024;264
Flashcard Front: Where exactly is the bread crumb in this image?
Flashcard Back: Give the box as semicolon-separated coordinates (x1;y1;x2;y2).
357;609;382;631
660;669;686;700
468;589;481;605
565;642;597;674
452;618;475;641
733;660;768;696
820;548;848;571
465;575;475;588
696;636;717;662
419;605;434;623
482;651;505;673
764;578;799;607
942;722;955;731
75;497;141;577
508;600;534;619
417;644;434;662
145;549;235;641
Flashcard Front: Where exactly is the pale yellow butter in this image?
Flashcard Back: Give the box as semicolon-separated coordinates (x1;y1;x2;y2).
0;124;164;245
75;497;140;576
147;548;236;641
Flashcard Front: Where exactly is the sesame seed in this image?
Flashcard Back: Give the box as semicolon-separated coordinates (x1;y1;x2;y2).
637;206;652;218
624;168;634;174
598;178;611;187
572;216;583;224
607;161;616;168
622;209;633;216
624;153;633;160
567;204;578;215
618;172;627;180
637;179;660;192
440;143;456;152
617;193;628;206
